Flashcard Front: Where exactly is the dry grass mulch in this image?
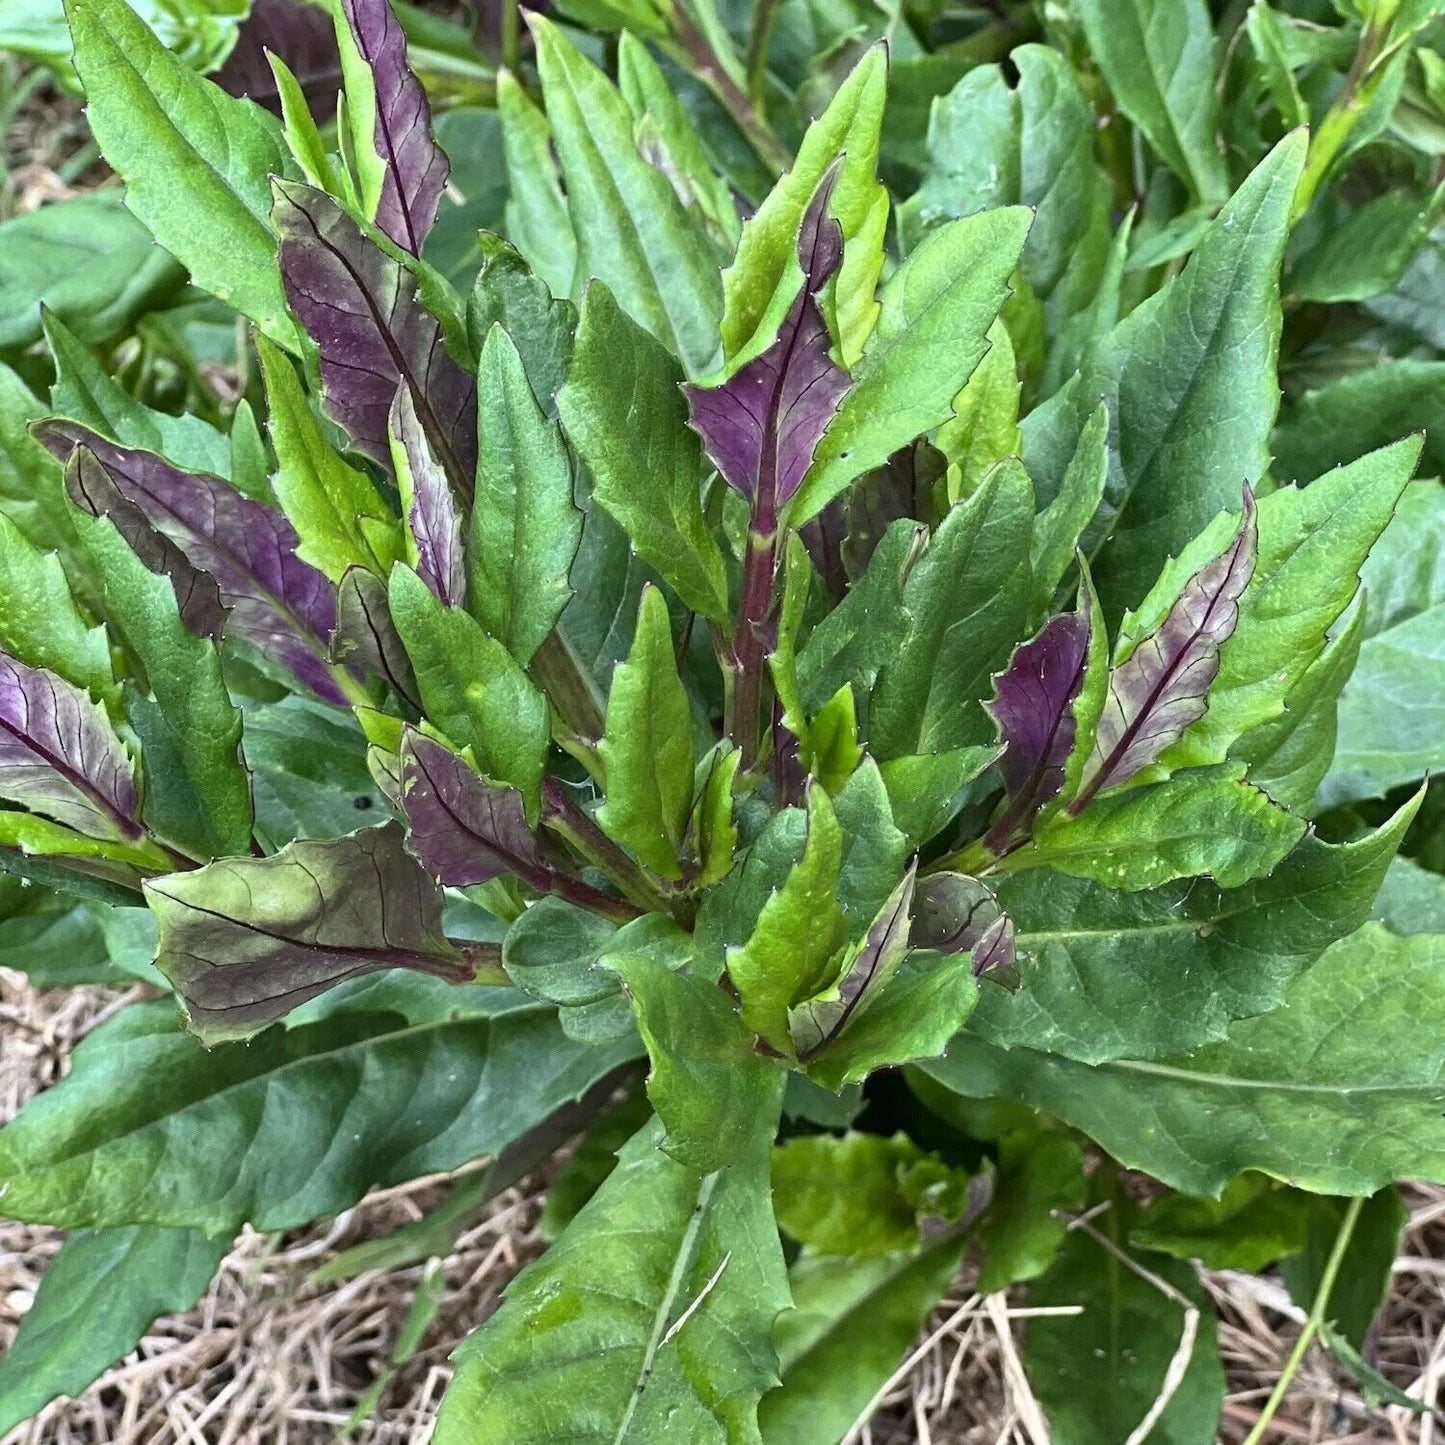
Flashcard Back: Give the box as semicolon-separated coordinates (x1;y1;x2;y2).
4;970;1445;1444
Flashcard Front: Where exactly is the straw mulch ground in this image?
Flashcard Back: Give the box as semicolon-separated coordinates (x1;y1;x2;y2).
4;969;1445;1444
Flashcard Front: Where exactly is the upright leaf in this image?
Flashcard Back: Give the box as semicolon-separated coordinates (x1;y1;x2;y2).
1077;0;1228;202
0;652;140;843
273;180;476;489
436;1112;789;1445
470;324;581;664
63;0;300;347
685;172;849;527
597;587;694;878
530;15;724;378
147;822;463;1040
1022;134;1305;617
331;565;420;708
390;386;465;607
41;421;347;704
336;0;447;253
558;282;729;620
495;70;577;300
793;207;1032;526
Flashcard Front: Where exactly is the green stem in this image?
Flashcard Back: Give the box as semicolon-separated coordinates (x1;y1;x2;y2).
1241;1195;1364;1445
500;0;520;78
744;0;781;102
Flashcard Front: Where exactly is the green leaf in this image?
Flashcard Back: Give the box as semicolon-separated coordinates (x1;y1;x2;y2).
935;318;1021;499
0;978;636;1230
596;586;695;878
470;324;581;666
1373;855;1445;935
771;1132;969;1257
502;895;621;1008
611;954;780;1174
495;70;577;300
972;797;1418;1063
759;1235;965;1445
531;15;724;378
1025;766;1306;890
1130;1174;1315;1272
721;45;888;369
878;745;997;850
72;507;252;860
977;1129;1086;1293
388;563;549;812
1122;439;1421;775
691;743;741;888
64;0;300;347
1026;1190;1225;1445
1077;0;1228;203
793;206;1032;527
539;1086;654;1241
869;458;1034;758
1030;403;1107;615
898;45;1112;334
0;1225;230;1438
256;334;404;582
923;920;1445;1196
0;190;186;351
1281;1188;1407;1350
728;785;845;1052
0;510;113;698
1023;134;1306;618
436;1111;789;1445
558;282;730;621
1325;478;1445;804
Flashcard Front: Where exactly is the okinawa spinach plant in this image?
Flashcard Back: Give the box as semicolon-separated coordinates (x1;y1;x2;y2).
4;0;1445;1437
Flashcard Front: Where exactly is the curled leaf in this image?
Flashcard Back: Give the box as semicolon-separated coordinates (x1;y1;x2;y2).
273;180;476;492
0;650;141;843
389;386;465;608
684;171;850;525
145;821;466;1042
913;872;1016;975
331;565;421;710
1075;489;1258;809
984;596;1092;853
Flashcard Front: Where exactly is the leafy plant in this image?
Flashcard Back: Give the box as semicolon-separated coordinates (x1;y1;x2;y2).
4;0;1445;1438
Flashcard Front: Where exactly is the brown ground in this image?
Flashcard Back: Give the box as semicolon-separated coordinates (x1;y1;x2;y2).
2;970;1443;1443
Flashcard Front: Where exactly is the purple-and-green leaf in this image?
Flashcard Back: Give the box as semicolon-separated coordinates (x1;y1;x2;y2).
273;180;476;493
332;565;421;710
389;385;465;607
41;422;346;704
684;171;850;528
399;728;545;888
1074;489;1258;809
340;0;447;255
0;650;142;843
984;599;1092;853
912;872;1015;976
214;0;341;117
61;444;229;643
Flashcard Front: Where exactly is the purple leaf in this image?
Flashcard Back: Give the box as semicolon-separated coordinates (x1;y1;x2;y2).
790;863;916;1056
399;728;547;888
684;171;850;527
912;873;1016;976
62;445;228;642
41;422;347;705
340;0;448;255
273;180;476;495
145;822;471;1042
390;386;465;607
984;602;1092;853
332;565;422;710
1075;490;1258;809
0;650;141;843
213;0;341;119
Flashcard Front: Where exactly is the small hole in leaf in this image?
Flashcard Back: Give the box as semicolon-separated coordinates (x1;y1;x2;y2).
354;795;374;810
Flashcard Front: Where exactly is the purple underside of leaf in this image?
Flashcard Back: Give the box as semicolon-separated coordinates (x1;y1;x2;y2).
912;872;1016;977
213;0;342;118
273;181;476;495
0;650;140;842
341;0;448;255
391;386;465;607
42;423;347;705
400;729;545;888
62;444;229;643
1078;489;1259;805
333;565;422;710
684;171;850;524
985;607;1091;852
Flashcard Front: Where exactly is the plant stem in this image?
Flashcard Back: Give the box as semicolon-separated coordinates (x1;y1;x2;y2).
541;777;674;917
500;0;520;76
1241;1195;1364;1445
449;939;509;984
727;528;778;771
744;0;781;102
531;630;606;753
